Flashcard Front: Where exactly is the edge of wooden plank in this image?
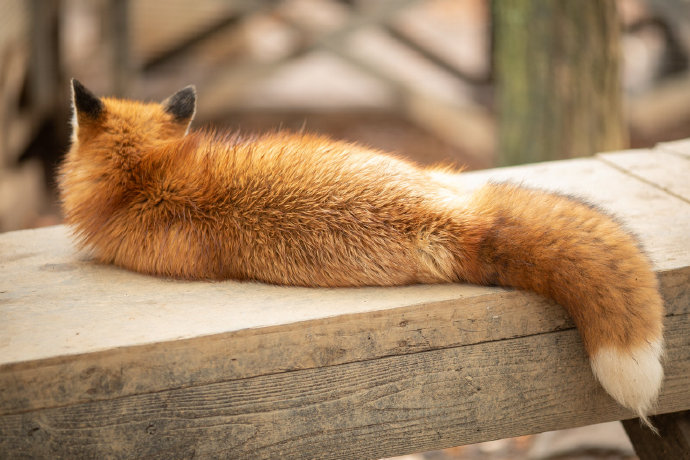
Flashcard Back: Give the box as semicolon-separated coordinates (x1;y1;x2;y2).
0;289;568;415
656;139;690;158
1;313;688;459
0;225;503;365
1;265;687;417
596;149;690;203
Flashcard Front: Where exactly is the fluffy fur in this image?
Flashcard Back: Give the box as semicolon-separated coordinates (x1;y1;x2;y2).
59;80;665;424
591;338;664;430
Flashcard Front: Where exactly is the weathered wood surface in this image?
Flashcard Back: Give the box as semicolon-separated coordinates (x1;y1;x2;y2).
1;142;689;458
598;149;690;202
658;138;690;159
2;317;688;459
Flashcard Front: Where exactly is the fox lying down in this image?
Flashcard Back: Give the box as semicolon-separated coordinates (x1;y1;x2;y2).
59;80;664;427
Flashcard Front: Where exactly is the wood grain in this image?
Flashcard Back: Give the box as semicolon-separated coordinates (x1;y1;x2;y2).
1;314;688;459
2;264;687;418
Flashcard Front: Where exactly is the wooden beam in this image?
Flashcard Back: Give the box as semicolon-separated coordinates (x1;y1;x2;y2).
622;411;690;460
1;318;689;458
383;23;492;86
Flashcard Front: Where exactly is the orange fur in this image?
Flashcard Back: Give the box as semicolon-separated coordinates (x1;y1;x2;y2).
59;81;665;422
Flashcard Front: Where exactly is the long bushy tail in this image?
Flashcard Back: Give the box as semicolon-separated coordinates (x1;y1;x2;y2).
462;183;664;425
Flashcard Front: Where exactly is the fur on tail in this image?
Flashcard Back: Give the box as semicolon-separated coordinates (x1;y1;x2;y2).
461;183;665;424
591;338;663;430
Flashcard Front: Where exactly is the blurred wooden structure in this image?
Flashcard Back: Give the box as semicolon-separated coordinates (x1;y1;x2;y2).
3;0;690;233
122;0;495;166
0;0;54;231
57;0;690;168
493;0;627;165
1;139;689;459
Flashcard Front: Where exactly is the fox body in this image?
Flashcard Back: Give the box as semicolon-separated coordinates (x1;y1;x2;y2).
60;80;664;425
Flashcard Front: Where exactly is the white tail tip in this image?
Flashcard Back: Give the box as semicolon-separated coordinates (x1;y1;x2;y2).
590;338;664;430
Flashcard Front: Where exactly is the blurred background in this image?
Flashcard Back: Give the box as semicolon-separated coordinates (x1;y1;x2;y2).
2;0;690;233
1;1;688;458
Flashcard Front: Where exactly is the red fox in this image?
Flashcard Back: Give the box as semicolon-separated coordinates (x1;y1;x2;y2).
60;79;664;427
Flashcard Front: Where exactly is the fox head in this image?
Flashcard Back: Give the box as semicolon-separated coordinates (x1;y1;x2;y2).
69;79;197;154
61;80;198;235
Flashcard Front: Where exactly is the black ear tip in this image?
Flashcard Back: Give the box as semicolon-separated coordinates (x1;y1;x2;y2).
71;78;104;120
71;79;85;98
71;79;91;97
176;85;197;101
163;85;197;121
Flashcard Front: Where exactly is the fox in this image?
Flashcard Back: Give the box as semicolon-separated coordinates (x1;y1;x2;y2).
59;79;664;427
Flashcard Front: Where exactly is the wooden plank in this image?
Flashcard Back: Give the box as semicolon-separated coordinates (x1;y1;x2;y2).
622;411;690;460
1;156;689;416
657;139;690;159
597;150;690;202
1;263;687;417
1;314;689;459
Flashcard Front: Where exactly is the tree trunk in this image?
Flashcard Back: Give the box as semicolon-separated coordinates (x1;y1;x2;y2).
493;0;627;165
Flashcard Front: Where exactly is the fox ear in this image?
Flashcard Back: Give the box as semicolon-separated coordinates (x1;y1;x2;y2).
162;85;196;126
71;79;104;121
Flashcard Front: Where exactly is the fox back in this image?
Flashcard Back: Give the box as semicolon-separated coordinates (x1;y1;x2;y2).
60;80;665;427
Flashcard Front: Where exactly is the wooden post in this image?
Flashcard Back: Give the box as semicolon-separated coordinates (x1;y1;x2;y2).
493;0;628;165
622;411;690;460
